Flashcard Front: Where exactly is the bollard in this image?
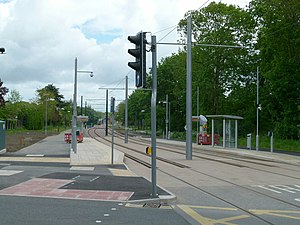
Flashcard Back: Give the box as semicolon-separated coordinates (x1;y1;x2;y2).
268;131;274;152
146;146;152;155
247;133;252;150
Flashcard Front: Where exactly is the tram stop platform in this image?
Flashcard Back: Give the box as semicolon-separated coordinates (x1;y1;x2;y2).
70;137;124;166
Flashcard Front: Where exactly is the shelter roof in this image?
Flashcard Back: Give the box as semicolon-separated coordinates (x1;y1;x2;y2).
205;115;243;120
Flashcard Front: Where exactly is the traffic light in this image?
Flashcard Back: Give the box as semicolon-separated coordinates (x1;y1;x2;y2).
128;32;146;88
110;97;115;114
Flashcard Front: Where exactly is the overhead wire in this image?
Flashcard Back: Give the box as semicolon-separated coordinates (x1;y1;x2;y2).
155;0;212;43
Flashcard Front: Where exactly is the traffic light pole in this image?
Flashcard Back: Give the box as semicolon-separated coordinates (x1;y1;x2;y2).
125;75;128;143
151;35;158;197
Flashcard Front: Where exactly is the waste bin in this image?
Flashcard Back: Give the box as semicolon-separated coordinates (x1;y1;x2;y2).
247;133;252;150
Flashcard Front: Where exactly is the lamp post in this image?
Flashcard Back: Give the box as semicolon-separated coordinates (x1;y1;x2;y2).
71;57;93;153
45;97;54;135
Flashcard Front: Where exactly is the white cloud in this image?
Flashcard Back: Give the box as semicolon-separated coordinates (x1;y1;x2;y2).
0;0;250;109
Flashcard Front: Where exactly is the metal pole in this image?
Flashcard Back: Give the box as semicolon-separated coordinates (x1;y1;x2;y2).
196;86;199;143
71;57;78;153
186;15;192;160
45;99;48;135
223;119;226;148
228;120;231;148
111;97;115;165
151;35;158;197
270;133;273;153
256;66;259;151
211;119;214;147
165;94;168;139
125;75;128;143
80;96;83;115
168;102;171;139
235;120;238;148
105;89;108;136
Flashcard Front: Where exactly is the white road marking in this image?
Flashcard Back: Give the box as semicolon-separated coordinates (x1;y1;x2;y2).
269;185;300;193
70;166;95;171
26;154;44;157
0;170;23;176
252;185;282;193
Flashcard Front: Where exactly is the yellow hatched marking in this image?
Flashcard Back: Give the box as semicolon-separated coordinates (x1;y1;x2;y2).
249;209;300;220
213;215;250;224
177;205;215;225
178;205;300;224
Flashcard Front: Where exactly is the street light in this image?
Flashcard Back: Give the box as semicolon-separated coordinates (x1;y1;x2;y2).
71;57;93;153
45;98;54;135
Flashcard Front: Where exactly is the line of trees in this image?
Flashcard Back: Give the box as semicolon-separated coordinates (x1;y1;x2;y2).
116;0;299;140
0;84;102;131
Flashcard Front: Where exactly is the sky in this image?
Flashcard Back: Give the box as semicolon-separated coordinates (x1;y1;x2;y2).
0;0;250;111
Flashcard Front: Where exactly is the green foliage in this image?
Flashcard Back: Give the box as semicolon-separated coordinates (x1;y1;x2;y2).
127;90;151;129
249;0;300;139
124;1;299;147
7;89;22;103
0;79;9;106
0;84;72;132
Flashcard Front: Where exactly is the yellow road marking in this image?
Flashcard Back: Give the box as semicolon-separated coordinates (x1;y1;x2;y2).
0;157;69;163
109;168;137;177
177;205;300;224
187;205;238;211
250;209;300;220
213;215;250;224
177;205;214;225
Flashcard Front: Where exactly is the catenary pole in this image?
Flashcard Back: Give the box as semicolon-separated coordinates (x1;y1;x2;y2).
186;16;192;160
256;66;259;151
71;57;78;153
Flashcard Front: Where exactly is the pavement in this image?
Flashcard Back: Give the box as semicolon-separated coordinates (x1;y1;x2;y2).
0;131;175;203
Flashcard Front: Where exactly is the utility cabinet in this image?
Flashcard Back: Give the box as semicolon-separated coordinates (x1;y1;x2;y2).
0;121;6;153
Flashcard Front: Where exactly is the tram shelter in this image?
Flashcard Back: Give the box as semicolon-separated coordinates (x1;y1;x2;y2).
206;115;243;149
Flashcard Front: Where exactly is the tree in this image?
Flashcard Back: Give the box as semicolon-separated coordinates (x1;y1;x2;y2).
36;84;64;105
177;2;258;115
7;89;22;104
36;84;65;127
0;79;9;106
249;0;300;139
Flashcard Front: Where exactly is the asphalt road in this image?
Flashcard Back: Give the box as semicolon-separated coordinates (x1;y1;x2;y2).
0;133;190;225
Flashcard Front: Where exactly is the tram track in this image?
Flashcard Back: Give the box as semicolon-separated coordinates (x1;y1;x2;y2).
87;127;189;169
112;128;300;177
88;126;300;225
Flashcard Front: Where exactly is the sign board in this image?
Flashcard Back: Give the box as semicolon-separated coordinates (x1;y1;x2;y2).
76;116;88;122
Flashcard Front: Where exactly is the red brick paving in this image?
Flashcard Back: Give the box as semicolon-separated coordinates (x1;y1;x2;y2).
0;178;134;201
